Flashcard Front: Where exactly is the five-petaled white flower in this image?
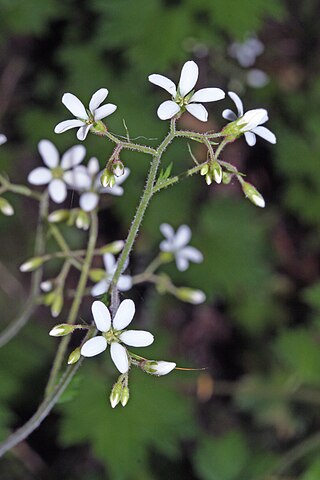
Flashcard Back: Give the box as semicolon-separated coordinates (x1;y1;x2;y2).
160;223;203;272
222;91;276;146
54;88;117;141
91;253;132;296
68;157;130;212
149;60;225;122
81;299;154;373
0;134;7;145
28;140;87;203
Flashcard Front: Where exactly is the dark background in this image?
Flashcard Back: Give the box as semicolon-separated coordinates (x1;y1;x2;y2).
0;0;320;479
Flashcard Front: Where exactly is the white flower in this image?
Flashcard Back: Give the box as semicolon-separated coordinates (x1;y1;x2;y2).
145;360;176;376
0;134;7;145
81;300;154;373
91;253;132;296
222;91;276;146
160;223;203;272
228;36;264;68
28;140;87;203
54;88;117;141
149;60;225;122
67;157;130;212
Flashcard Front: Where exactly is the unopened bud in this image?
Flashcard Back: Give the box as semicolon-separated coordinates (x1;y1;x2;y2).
241;181;265;208
48;209;70;223
212;161;222;184
120;386;130;407
200;164;209;176
110;382;122;408
49;323;75;337
20;256;44;272
40;280;53;292
205;172;213;185
222;171;232;184
51;293;63;318
101;169;115;188
112;160;124;177
0;197;14;216
75;210;90;230
67;347;81;364
43;291;56;306
143;360;176;376
99;240;125;254
175;287;206;304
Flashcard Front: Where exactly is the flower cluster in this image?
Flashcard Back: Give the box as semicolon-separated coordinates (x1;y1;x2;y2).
160;223;203;272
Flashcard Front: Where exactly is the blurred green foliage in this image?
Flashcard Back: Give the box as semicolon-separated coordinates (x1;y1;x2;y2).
0;0;320;479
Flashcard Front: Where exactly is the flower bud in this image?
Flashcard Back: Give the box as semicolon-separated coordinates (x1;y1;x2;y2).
75;210;90;230
51;292;63;318
205;172;213;185
89;269;106;282
40;280;53;292
99;240;125;254
212;161;222;184
48;209;70;223
120;386;130;407
112;160;125;177
20;256;44;272
143;360;176;376
101;169;115;188
0;197;14;216
200;164;209;176
49;323;75;337
67;347;81;364
222;171;232;184
43;291;56;306
241;181;265;208
110;382;122;408
175;287;206;304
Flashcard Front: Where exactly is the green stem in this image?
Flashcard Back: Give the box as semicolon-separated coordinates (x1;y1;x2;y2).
48;224;83;270
0;192;48;347
109;120;176;290
0;174;41;200
100;130;157;156
152;162;206;194
44;212;98;396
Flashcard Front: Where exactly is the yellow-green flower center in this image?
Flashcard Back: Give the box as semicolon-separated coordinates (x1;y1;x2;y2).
51;166;64;179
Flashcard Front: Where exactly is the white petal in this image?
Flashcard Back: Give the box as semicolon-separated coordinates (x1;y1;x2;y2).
228;91;244;117
80;192;99;211
148;74;177;96
190;88;225;103
119;330;154;347
48;179;67;203
62;93;88;120
222;109;237;121
157;100;180;120
239;109;268;131
64;168;91;189
38;140;59;168
114;167;130;186
118;275;132;292
81;336;107;357
110;342;129;373
91;279;109;297
153;361;176;375
251;126;276;144
160;223;175;240
159;240;173;252
94;104;117;121
185;103;208;122
180;246;203;263
61;145;86;169
89;88;109;112
113;299;135;330
92;300;111;332
178;61;198;97
88;157;100;176
175;254;189;272
77;125;91;141
173;225;191;249
28;167;52;185
244;131;256;146
0;134;7;145
103;253;116;273
54;119;85;134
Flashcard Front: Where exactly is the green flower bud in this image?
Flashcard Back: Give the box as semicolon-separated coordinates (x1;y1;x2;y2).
99;240;125;254
110;382;122;408
67;347;81;365
241;181;265;208
0;197;14;216
143;360;176;376
89;268;106;282
120;386;130;407
20;256;44;272
48;209;70;223
43;291;56;306
75;210;90;230
51;292;63;318
205;172;213;185
222;171;232;184
175;287;206;304
101;169;116;188
200;164;209;176
112;160;124;177
49;323;75;337
212;161;222;184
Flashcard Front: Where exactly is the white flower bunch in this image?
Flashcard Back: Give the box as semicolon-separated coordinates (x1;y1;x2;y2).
160;223;203;271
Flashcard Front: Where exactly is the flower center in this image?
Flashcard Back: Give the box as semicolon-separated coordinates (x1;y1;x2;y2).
51;166;64;179
103;329;121;344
